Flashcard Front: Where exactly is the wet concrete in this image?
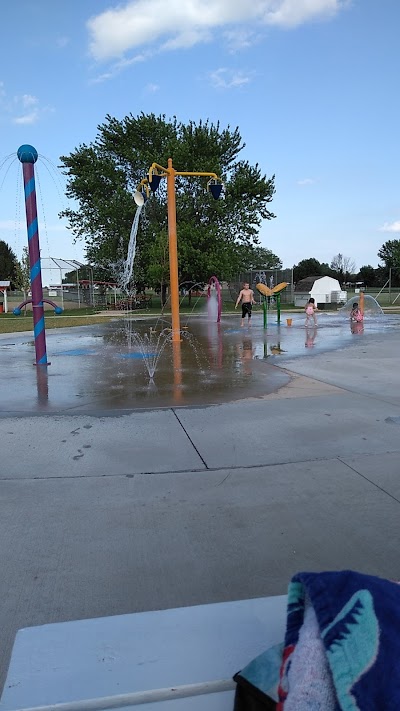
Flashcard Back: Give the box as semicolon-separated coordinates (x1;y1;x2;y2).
1;311;398;414
0;318;288;412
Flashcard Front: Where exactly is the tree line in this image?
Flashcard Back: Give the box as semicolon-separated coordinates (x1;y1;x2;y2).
2;238;400;295
293;243;400;288
1;111;399;295
0;242;30;294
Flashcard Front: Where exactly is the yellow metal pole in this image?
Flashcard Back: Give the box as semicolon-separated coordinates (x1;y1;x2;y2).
166;157;181;342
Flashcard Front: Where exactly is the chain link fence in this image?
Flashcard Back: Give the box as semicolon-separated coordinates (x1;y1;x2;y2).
228;269;294;304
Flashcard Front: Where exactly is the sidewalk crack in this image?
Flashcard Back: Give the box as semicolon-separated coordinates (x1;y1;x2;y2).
338;457;400;505
171;408;209;469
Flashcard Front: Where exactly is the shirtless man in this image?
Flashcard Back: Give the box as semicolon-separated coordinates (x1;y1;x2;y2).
235;282;256;327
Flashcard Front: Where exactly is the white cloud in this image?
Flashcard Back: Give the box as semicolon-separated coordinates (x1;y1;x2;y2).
21;94;38;108
209;68;252;89
91;53;146;83
12;94;47;124
11;94;40;122
13;111;40;125
379;221;400;233
162;29;212;51
264;0;342;27
87;0;346;61
0;85;50;125
297;178;315;185
92;71;115;84
146;83;160;93
224;29;259;52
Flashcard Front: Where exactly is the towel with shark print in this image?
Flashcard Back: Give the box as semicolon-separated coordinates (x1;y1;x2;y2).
278;570;400;710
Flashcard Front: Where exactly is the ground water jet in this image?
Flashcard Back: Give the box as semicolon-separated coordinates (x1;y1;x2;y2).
128;328;174;380
340;294;384;317
207;276;222;323
131;326;207;380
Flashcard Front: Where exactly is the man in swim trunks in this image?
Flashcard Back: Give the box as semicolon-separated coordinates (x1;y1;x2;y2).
235;282;256;327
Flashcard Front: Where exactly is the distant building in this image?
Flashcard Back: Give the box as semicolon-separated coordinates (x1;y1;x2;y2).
294;275;347;309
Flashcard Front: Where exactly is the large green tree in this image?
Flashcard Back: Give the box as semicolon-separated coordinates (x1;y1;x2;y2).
378;239;400;268
14;247;31;296
377;239;400;287
0;240;18;287
293;258;324;283
357;265;376;287
240;245;282;271
59;114;277;291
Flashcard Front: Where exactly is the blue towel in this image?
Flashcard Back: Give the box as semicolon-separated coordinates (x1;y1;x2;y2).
278;570;400;709
234;571;400;710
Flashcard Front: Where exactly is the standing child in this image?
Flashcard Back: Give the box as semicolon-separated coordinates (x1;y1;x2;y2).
305;297;318;326
350;302;363;323
235;282;256;327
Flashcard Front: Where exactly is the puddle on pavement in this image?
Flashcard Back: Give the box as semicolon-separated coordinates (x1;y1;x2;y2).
0;312;399;412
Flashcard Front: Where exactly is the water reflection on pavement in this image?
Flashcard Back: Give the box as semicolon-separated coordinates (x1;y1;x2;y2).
0;312;397;413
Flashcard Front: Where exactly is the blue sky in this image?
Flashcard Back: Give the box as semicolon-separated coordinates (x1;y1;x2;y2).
0;0;399;282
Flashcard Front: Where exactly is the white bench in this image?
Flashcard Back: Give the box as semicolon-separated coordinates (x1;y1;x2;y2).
0;596;287;711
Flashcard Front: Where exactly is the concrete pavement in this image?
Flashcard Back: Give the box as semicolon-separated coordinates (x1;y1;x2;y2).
0;327;400;690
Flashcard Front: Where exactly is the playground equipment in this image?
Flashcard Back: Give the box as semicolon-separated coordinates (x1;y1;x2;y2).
207;276;222;323
340;293;384;317
13;145;62;365
133;159;223;342
256;282;288;329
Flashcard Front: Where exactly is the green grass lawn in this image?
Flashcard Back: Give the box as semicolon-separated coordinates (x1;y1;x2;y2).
0;313;118;334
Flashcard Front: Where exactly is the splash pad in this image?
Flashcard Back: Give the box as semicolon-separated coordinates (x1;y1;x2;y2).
2;309;400;412
3;148;397;413
340;294;384;317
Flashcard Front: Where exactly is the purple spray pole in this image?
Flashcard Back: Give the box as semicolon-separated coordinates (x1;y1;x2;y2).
15;144;62;365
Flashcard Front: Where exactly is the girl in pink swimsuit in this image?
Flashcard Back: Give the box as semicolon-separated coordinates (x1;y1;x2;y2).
305;298;318;326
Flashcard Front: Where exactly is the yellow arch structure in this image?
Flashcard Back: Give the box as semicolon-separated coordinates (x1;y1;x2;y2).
256;282;288;297
256;283;272;297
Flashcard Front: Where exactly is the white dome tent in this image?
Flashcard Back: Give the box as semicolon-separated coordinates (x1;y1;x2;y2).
294;275;347;308
310;276;347;307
